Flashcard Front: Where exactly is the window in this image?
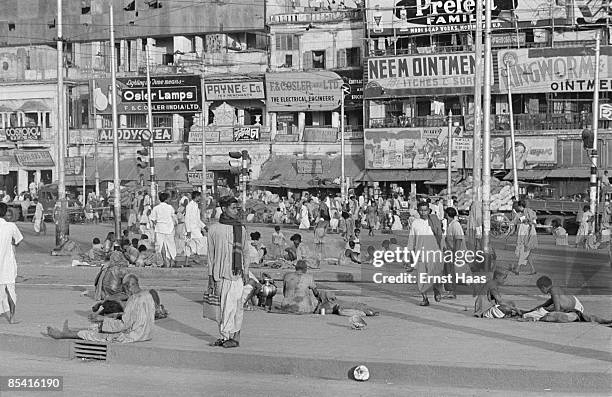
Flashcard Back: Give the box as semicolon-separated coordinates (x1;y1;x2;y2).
275;34;295;51
312;50;325;69
284;54;293;68
154;115;172;128
337;47;361;68
162;53;174;65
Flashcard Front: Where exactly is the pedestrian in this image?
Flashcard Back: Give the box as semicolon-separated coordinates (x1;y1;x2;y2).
208;196;247;348
184;191;207;267
149;192;178;268
127;193;138;232
511;199;537;275
551;219;568;246
576;205;593;248
299;201;310;230
32;198;45;235
0;203;23;323
443;207;470;299
270;225;287;259
313;215;329;268
366;200;378;236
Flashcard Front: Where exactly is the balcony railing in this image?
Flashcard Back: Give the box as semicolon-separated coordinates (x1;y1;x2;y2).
274;124;363;142
369;116;463;129
268;9;362;24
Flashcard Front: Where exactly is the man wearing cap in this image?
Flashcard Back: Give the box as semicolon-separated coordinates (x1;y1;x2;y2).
208;196;247;348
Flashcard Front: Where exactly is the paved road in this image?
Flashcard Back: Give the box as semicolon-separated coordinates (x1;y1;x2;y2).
0;351;591;397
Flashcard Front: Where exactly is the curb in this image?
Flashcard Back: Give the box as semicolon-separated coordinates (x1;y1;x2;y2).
1;333;609;393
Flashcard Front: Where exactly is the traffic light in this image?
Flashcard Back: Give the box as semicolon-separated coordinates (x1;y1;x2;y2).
582;129;594;150
136;147;149;168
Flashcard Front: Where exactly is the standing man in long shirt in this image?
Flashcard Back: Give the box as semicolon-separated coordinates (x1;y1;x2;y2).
207;196;247;348
149;192;177;268
0;203;23;323
184;191;207;267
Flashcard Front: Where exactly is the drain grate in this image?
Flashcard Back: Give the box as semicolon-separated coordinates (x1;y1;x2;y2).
71;341;108;361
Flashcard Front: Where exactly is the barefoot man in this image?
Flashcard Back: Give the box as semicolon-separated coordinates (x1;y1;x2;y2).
0;203;23;324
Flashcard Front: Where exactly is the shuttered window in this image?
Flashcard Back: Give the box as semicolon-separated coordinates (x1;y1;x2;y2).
303;51;313;70
275;34;295;51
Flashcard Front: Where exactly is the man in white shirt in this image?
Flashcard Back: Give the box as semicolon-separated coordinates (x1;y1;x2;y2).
149;192;177;268
0;203;24;323
184;191;207;267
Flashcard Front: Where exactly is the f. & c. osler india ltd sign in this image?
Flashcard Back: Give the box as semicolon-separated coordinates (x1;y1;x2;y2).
97;128;173;143
92;75;201;114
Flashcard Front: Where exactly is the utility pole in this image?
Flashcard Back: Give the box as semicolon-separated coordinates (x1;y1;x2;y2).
590;31;601;227
109;4;121;238
55;0;69;246
504;60;520;199
200;54;208;220
446;110;453;206
340;86;346;204
92;80;100;198
482;0;493;272
145;41;156;203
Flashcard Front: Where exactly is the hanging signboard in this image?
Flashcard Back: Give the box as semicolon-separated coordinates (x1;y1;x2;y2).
92;75;202;114
265;71;343;112
15;150;55;167
233;126;260;141
98;128;173;143
365;53;480;97
204;81;265;101
497;47;612;94
504;137;556;169
187;171;214;184
336;69;364;105
297;159;323;174
65;157;83;176
3;126;42;141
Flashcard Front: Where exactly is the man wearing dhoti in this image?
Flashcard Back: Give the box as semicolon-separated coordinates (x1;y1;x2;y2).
32;198;45;235
511;200;538;275
149;192;177;268
407;201;444;306
184;191;207;267
208;196;247;348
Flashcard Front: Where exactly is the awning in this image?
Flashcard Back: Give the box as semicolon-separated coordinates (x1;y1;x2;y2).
15;150;55;167
253;155;364;189
424;173;462;185
0;104;14;112
95;158;188;182
0;152;19;167
546;168;592;179
354;169;447;182
18;100;51;112
503;170;551;181
190;162;230;172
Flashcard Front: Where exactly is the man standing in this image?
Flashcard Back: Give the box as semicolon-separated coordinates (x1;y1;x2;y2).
185;191;207;267
149;192;177;268
208;196;246;348
33;198;45;235
0;203;23;323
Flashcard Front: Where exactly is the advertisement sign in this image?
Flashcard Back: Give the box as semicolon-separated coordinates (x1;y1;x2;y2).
15;150;54;167
336;69;364;105
504;137;556;169
452;138;473;151
187;171;214;184
601;103;612;121
498;47;612;94
92;75;201;114
3;126;41;141
98;128;172;143
204;81;265;101
303;127;338;142
297;159;323;174
365;0;567;36
187;130;221;143
0;161;9;175
65;157;83;176
69;129;97;145
492;33;526;48
265;71;343;112
233;126;260;141
465;137;506;169
364;127;461;169
365;53;478;97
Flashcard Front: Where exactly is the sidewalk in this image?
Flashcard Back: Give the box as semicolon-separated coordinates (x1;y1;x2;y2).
1;285;610;393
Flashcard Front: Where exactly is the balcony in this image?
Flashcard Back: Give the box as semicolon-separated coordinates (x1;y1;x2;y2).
182;126;271;144
368;116;463;129
494;113;610;131
268;9;362;25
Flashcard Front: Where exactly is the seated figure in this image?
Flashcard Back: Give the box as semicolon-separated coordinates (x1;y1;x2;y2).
280;260;319;314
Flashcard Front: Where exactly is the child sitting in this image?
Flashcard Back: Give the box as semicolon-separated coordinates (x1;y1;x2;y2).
551;219;568;246
522;276;611;323
85;238;106;263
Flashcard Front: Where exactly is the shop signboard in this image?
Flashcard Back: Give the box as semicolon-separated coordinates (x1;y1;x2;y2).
297;159;323;174
204;81;265;101
492;33;526;48
233;126;260;141
497;47;612;94
365;0;567;36
65;157;83;176
187;171;214;184
187;130;221;143
3;126;41;141
504;137;556;169
601;103;612;121
265;71;343;112
92;75;202;114
15;150;54;167
335;69;364;105
69;129;97;144
365;53;481;97
98;128;172;143
465;137;506;169
364;127;462;169
303;127;338;142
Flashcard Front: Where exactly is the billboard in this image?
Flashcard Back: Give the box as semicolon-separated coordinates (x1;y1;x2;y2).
204;81;265;101
365;53;479;97
497;47;612;94
92;75;202;114
3;126;41;141
97;128;172;143
365;0;569;36
465;137;506;169
504;137;556;169
265;71;343;112
364;127;462;169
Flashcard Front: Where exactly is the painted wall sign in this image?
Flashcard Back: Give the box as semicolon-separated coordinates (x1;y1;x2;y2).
265;71;343;112
204;81;265;101
297;159;323;174
98;128;173;142
92;75;201;114
15;150;54;167
504;137;557;169
491;33;526;47
465;137;506;169
3;126;42;141
498;47;612;94
187;130;221;143
233;126;260;141
303;127;338;142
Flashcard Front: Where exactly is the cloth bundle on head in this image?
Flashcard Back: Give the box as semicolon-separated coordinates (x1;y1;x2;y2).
218;196;244;276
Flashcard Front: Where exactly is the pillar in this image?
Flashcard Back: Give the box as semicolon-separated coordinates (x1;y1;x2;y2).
17;170;28;194
332;111;340;128
173;114;183;142
269;112;277;139
237;109;245;125
298;112;305;140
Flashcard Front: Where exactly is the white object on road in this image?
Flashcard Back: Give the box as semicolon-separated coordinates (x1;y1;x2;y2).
353;365;370;381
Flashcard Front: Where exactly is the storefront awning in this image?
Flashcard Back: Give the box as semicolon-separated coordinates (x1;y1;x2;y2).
503;170;551;181
354;169;447;182
0;152;19;167
18;100;51;112
253;155;364;189
95;158;188;182
546;168;594;179
15;150;54;167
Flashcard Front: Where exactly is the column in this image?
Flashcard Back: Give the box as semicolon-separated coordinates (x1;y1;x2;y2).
298;112;305;141
269;112;277;139
173;114;183;142
332;111;340;128
237;109;245;125
17;170;28;194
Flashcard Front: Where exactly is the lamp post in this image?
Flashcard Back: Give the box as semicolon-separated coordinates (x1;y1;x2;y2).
590;32;601;228
503;59;520;200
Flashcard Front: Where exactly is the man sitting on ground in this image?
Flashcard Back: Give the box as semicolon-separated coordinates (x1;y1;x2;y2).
47;274;156;343
81;238;106;265
280;260;319;314
474;270;522;319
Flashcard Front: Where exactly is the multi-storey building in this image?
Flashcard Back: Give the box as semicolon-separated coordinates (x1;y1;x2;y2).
363;0;612;198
